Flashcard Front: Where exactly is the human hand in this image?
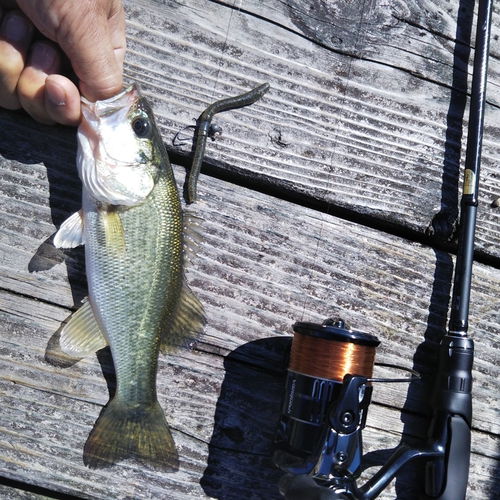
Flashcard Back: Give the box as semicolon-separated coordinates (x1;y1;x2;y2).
0;0;125;125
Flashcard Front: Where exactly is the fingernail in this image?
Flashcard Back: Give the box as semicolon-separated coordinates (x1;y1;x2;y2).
30;42;57;72
1;12;30;42
46;80;66;107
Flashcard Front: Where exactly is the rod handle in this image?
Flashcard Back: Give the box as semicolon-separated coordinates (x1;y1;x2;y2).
423;335;474;499
423;415;471;499
430;336;473;424
279;474;351;500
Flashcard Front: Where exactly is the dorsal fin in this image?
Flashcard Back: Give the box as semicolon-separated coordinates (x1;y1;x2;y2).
183;211;204;264
159;282;206;353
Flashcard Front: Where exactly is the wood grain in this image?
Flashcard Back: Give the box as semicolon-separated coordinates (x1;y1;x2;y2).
1;0;500;498
2;108;500;497
120;0;500;257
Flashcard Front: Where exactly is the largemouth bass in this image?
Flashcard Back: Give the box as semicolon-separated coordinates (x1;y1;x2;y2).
53;83;205;470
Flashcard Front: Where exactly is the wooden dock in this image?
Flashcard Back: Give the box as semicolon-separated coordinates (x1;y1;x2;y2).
1;0;500;498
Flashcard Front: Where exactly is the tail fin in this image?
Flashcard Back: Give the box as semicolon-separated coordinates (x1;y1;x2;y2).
83;398;179;471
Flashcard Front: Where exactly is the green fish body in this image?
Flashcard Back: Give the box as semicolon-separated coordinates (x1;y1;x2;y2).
54;84;205;470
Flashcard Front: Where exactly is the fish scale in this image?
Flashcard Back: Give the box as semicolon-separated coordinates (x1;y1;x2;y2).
84;170;182;402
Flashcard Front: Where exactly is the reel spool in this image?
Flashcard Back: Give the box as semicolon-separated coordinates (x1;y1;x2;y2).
288;319;378;381
273;319;380;479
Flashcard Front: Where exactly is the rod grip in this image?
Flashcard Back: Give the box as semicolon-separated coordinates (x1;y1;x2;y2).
423;415;471;499
423;335;474;499
279;474;351;500
429;335;474;424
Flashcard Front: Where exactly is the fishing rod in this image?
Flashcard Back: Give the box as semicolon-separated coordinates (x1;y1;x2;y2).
273;0;493;498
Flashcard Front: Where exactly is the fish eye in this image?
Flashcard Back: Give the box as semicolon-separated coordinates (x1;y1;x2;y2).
132;117;151;138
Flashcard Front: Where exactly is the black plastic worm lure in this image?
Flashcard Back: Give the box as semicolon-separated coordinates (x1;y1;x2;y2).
187;82;270;203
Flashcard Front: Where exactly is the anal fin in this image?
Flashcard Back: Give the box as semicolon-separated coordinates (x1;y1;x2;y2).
60;299;108;357
160;282;206;353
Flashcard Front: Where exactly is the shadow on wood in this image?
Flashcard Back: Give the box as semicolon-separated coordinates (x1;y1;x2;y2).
426;0;473;243
395;250;453;499
201;337;290;500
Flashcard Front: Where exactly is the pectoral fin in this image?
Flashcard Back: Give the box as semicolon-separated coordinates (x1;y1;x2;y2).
60;299;108;357
100;208;125;255
53;209;84;248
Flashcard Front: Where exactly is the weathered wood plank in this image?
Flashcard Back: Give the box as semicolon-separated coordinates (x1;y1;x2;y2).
117;0;500;259
1;1;500;498
0;484;55;500
2;118;500;497
216;0;500;97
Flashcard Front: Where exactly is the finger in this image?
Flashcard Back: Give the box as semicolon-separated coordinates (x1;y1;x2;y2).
108;0;126;70
17;40;60;124
13;0;126;102
45;74;81;126
0;9;34;109
58;2;125;101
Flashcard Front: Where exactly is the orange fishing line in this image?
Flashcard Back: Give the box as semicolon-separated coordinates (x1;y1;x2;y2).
288;332;377;381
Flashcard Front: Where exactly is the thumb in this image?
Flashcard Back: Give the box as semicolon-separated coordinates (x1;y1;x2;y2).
15;0;126;101
57;2;126;101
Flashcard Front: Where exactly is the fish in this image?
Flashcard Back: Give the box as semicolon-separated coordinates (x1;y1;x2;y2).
53;83;205;470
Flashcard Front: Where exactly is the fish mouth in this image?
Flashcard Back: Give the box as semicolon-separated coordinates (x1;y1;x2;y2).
77;83;156;205
81;83;140;116
79;83;142;169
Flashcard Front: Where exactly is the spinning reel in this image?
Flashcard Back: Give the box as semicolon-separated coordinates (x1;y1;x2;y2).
273;319;380;484
272;319;473;499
